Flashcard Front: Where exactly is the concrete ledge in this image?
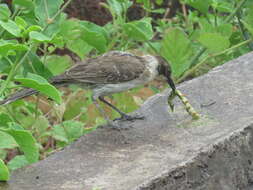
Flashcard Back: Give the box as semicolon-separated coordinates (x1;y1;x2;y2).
1;52;253;190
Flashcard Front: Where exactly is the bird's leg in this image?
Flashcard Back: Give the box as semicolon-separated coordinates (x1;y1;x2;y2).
98;96;144;121
92;96;117;128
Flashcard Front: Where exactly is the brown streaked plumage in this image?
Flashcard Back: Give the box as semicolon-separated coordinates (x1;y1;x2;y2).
0;51;176;128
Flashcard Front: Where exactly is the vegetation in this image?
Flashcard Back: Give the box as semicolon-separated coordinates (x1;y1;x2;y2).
0;0;253;181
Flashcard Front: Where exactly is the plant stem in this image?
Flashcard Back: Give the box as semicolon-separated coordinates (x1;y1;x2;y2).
176;39;252;83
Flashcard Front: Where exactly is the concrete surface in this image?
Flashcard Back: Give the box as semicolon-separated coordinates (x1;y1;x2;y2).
1;52;253;190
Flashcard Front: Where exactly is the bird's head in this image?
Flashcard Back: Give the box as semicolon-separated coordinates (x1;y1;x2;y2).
156;56;176;92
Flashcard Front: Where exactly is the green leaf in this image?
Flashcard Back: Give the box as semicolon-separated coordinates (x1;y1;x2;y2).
24;25;42;36
0;58;11;73
44;55;72;75
79;21;108;53
62;120;84;142
7;155;29;171
198;32;230;53
185;0;212;14
67;39;92;60
161;28;193;77
32;115;49;137
0;159;9;181
216;24;233;38
0;40;28;57
51;124;68;143
15;73;62;104
34;0;64;36
123;18;153;41
0;131;18;149
29;31;52;42
0;4;11;21
3;128;39;163
0;113;13;126
59;19;81;40
0;20;21;37
15;16;28;30
13;0;34;11
26;52;53;79
52;121;84;143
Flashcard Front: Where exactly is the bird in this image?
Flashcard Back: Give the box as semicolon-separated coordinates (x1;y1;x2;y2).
0;51;177;128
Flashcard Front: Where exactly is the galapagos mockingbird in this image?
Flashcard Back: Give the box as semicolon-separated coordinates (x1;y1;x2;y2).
0;51;177;126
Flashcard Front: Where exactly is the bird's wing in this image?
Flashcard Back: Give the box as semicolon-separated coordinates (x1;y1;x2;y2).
52;52;146;84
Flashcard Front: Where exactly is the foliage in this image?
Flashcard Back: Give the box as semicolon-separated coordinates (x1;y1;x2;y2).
0;0;253;181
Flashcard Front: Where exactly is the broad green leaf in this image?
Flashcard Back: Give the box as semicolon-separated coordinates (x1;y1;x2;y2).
51;124;68;143
24;25;42;36
0;113;13;126
32;115;49;137
198;32;230;53
29;31;51;42
0;131;18;149
15;16;28;29
59;19;81;40
0;159;9;181
185;0;212;14
61;120;84;142
15;73;62;104
34;0;64;36
161;28;193;77
44;55;72;75
106;0;123;16
4;128;39;163
123;18;153;41
216;24;233;38
0;40;28;57
26;52;53;79
7;155;29;171
8;122;25;130
0;58;11;73
13;0;34;11
0;20;21;37
52;121;84;143
79;21;108;53
67;39;92;60
0;4;11;21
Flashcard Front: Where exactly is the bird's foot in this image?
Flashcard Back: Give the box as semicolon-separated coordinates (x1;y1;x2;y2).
113;113;145;122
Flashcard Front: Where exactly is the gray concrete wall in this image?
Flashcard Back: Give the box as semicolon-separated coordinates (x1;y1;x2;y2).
1;52;253;190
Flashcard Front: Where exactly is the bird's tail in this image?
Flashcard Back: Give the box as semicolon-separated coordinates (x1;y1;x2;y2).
0;88;37;105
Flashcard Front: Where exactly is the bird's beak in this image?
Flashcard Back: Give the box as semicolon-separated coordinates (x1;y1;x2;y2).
166;75;176;112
